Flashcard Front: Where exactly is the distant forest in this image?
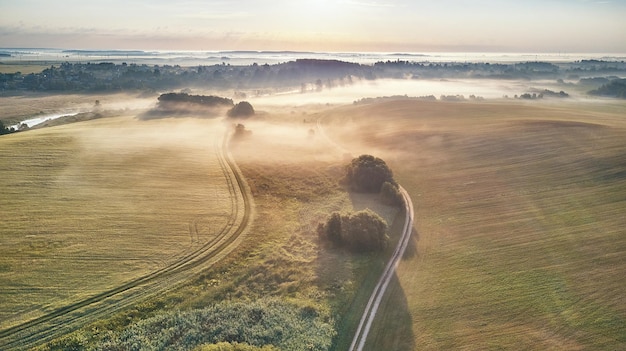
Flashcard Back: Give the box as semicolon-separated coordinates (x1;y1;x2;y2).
1;58;625;98
589;78;626;98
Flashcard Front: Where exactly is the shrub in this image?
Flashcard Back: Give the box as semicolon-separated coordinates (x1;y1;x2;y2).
318;209;388;252
95;298;335;351
343;155;395;193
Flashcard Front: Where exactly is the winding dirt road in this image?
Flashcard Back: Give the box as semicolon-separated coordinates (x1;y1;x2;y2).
349;186;414;351
0;128;252;350
316;114;415;351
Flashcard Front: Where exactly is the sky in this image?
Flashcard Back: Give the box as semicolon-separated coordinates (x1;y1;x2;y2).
1;0;625;53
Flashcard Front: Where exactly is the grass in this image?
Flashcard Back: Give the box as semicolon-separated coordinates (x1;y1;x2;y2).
0;115;233;330
321;99;626;350
2;101;402;350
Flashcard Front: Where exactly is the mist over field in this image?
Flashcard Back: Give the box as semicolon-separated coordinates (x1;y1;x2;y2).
1;42;625;350
247;77;557;106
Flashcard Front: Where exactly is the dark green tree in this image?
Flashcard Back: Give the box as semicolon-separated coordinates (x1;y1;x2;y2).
344;155;396;193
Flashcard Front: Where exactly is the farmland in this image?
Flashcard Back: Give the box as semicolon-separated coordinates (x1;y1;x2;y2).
320;99;626;350
0;114;242;337
0;91;624;350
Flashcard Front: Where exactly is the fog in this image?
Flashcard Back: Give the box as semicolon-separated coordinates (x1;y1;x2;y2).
246;78;567;106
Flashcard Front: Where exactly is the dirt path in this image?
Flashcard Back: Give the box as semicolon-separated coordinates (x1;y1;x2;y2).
348;186;414;351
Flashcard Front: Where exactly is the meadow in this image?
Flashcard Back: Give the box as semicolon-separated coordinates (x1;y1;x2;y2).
320;99;626;350
1;91;624;350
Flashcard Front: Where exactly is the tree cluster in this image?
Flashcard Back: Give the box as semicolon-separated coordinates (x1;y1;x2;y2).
318;209;388;252
589;78;626;99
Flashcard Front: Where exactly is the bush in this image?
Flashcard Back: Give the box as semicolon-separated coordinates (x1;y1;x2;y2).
227;101;255;118
343;155;395;193
318;209;388;252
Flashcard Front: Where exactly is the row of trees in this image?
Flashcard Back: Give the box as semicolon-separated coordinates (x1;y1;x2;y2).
3;59;624;95
144;92;255;121
157;92;234;107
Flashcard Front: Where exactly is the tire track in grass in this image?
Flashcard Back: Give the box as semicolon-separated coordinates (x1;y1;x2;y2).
0;129;253;350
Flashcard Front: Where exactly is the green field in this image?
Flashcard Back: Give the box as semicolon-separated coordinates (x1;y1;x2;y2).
0;115;234;331
321;99;626;350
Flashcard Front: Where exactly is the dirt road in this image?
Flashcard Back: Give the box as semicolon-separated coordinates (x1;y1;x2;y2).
349;186;414;351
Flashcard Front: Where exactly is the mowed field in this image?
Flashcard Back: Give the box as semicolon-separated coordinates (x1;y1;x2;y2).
0;114;234;330
320;99;626;350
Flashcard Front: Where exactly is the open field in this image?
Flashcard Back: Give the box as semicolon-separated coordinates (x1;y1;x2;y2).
4;91;623;350
0;114;236;332
320;99;626;350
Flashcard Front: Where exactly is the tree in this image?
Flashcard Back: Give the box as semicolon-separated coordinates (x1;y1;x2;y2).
344;155;396;193
318;209;388;252
227;101;255;118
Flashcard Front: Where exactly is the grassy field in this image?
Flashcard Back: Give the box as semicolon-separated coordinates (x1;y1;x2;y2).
321;99;626;350
1;101;403;350
0;115;234;330
5;93;622;350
